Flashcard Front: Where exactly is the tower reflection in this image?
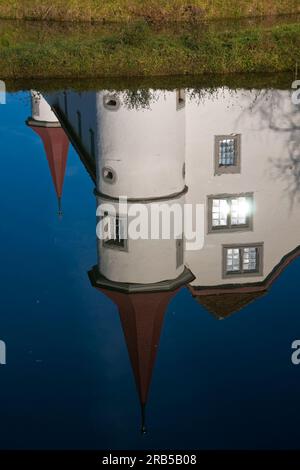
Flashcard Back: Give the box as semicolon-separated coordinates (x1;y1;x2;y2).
27;86;300;430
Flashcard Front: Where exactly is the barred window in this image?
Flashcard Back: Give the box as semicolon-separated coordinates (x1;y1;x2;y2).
219;138;235;166
214;134;241;175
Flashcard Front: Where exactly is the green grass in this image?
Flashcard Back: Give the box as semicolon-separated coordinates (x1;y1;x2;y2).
0;0;299;22
0;20;299;79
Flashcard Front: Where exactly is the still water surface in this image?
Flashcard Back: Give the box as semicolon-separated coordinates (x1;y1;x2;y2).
0;81;300;449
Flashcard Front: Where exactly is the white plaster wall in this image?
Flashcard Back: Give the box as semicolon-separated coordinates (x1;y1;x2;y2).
95;90;185;199
185;88;300;286
97;195;185;284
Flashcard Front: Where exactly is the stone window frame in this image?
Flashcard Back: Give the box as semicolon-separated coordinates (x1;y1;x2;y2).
214;134;241;175
222;242;264;279
207;192;254;234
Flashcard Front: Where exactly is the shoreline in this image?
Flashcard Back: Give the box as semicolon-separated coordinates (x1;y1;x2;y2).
1;21;299;80
0;0;299;23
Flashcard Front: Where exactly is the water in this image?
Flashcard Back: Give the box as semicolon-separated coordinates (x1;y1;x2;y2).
0;81;300;450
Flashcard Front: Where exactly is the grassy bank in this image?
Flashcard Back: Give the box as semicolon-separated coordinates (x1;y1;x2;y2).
0;20;299;79
0;0;299;23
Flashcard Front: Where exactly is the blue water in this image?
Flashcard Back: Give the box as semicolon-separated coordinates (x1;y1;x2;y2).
0;92;300;450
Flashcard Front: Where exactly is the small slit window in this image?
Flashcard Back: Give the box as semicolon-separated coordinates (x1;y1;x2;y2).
32;93;40;116
102;212;128;251
103;94;120;111
214;134;241;175
208;193;253;233
176;89;186;110
223;243;263;278
89;128;95;159
77;111;82;140
176;236;184;268
64;92;68;117
102;166;116;184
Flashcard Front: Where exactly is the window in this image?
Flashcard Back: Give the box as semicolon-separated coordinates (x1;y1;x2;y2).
176;236;184;268
102;166;116;184
223;243;263;278
103;94;120;111
77;111;82;140
89;128;95;159
102;213;128;251
176;89;185;110
214;134;241;175
32;92;40;116
64;92;68;118
208;193;253;233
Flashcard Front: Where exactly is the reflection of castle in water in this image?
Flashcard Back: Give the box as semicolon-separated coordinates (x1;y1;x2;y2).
26;87;300;431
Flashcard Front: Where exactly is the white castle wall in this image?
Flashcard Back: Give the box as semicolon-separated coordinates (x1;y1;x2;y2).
43;87;300;288
185;88;300;286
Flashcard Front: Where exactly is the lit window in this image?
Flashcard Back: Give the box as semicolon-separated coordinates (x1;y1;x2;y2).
214;134;241;175
102;213;128;251
223;244;263;277
208;194;253;233
226;248;240;272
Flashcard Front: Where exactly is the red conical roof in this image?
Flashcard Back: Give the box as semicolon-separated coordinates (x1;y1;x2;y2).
100;288;178;405
30;125;69;200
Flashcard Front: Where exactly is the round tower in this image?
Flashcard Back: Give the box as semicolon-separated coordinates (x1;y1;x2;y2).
89;89;193;289
95;90;186;200
26;91;69;216
28;90;60;125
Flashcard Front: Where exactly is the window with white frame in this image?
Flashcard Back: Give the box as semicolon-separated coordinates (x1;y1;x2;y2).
223;244;263;277
208;193;253;233
102;212;128;251
214;134;241;175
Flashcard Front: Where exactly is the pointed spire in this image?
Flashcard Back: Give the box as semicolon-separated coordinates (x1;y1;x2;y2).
58;196;63;219
141;403;147;435
27;124;69;215
98;288;178;432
